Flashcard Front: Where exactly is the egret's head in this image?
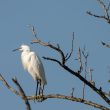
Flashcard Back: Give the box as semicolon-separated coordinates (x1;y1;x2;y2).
13;44;31;52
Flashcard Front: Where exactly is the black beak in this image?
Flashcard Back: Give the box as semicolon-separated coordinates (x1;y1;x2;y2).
12;47;21;52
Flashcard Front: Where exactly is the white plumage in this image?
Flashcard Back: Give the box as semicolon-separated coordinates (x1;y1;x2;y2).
13;44;47;96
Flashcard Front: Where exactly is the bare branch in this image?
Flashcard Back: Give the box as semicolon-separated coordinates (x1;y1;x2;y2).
107;2;110;11
87;11;106;19
77;47;83;73
65;33;74;61
0;73;110;110
27;24;38;39
0;74;31;110
101;41;110;48
42;56;62;65
0;74;19;96
82;47;89;99
27;94;110;110
32;39;66;65
32;38;110;105
87;0;110;24
12;77;31;110
97;0;109;18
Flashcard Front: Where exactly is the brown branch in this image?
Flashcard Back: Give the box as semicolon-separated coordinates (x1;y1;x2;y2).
0;74;31;110
12;77;31;110
31;36;110;105
43;56;110;104
32;39;66;65
0;73;110;110
27;94;110;110
0;74;19;96
32;38;110;105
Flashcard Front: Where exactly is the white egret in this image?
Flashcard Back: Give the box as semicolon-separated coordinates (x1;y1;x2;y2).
13;44;47;96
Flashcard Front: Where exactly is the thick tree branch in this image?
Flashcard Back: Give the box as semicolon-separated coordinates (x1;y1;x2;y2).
45;57;110;104
32;39;110;105
0;73;110;110
27;94;110;110
12;77;31;110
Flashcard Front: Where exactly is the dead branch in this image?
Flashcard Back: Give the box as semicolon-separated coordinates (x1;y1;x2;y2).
27;94;110;110
0;74;31;110
27;25;38;39
32;38;110;105
77;47;83;73
32;39;66;65
87;0;110;23
12;77;31;110
0;73;110;110
0;74;19;96
65;33;74;61
101;41;110;48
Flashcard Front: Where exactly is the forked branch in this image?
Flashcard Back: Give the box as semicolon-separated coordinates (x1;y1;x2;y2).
32;38;110;105
32;39;66;64
0;74;31;110
87;0;110;23
0;74;109;110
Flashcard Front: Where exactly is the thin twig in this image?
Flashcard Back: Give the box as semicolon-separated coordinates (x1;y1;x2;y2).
87;11;106;19
65;33;74;61
28;25;38;39
0;74;19;96
97;0;109;18
87;0;110;23
78;47;83;73
107;1;110;11
82;46;89;99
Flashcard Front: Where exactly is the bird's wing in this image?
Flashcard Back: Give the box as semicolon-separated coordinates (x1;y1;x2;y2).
29;52;47;85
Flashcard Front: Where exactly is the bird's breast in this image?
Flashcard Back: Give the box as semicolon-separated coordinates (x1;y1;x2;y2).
21;53;30;70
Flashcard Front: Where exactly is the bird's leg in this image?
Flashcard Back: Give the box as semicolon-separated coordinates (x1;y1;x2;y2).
35;80;42;102
38;79;42;95
35;80;39;96
34;80;39;102
34;80;42;102
41;85;44;96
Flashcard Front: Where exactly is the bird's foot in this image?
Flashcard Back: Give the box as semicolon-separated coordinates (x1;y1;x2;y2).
34;94;45;102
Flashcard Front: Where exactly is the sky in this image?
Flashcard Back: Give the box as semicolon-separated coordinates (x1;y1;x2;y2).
0;0;110;110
